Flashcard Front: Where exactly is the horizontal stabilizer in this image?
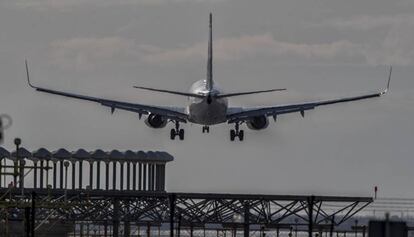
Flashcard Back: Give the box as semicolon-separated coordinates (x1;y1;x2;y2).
216;88;286;98
133;86;205;98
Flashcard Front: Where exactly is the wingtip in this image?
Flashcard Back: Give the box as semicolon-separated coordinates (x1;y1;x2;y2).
387;65;392;90
381;65;392;95
271;88;287;92
25;59;36;89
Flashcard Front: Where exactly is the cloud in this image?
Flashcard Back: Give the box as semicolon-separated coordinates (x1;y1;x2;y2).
49;37;138;70
326;14;414;31
328;14;414;65
364;21;414;66
144;33;362;63
49;34;365;70
49;30;414;70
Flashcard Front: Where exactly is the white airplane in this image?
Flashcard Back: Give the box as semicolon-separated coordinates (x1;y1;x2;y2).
26;13;392;141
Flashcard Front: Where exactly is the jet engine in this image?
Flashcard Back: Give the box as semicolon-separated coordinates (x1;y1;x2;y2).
246;116;269;130
145;114;167;129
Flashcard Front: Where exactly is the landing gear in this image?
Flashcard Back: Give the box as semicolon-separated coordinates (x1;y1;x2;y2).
230;123;244;141
170;121;184;140
202;126;210;133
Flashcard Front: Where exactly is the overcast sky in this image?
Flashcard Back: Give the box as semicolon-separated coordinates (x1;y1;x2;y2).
1;0;414;198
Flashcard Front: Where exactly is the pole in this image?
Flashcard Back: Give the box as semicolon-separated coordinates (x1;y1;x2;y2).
14;138;21;189
308;196;314;237
120;162;124;190
105;162;109;190
89;161;93;189
96;161;101;190
244;202;250;237
177;214;181;237
169;194;176;237
31;191;35;237
72;162;76;190
113;198;120;237
53;162;57;189
25;207;30;237
32;162;37;189
147;222;151;237
79;161;83;189
113;161;117;190
64;161;69;201
362;225;366;237
133;162;137;191
354;220;358;237
126;162;130;190
20;160;25;195
330;216;335;237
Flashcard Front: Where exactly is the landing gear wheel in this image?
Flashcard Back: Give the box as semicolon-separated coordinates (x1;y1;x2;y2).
171;121;184;140
230;122;245;141
238;130;244;141
170;129;176;140
202;126;210;133
179;129;185;140
230;130;236;141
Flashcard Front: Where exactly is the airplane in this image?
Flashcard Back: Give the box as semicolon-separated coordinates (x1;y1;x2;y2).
26;13;392;141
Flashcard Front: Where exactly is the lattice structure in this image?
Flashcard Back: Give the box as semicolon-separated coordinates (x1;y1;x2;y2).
0;147;373;237
0;189;372;237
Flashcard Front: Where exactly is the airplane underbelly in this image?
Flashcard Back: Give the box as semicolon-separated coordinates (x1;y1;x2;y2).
188;101;227;125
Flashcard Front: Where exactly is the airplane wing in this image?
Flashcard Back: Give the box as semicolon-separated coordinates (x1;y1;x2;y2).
25;62;188;122
227;68;392;124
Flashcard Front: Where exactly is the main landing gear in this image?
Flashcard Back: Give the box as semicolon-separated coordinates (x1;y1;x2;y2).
170;121;184;140
202;126;210;133
230;122;244;141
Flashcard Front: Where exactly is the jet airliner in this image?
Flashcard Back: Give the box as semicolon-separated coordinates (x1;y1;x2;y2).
26;14;392;141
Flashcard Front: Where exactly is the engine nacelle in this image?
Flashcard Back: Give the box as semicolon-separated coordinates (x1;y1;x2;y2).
246;116;269;130
145;114;167;129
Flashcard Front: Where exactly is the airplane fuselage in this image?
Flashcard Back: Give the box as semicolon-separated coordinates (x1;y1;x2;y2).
187;80;228;125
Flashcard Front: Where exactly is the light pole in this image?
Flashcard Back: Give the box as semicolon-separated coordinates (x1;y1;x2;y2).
14;138;21;189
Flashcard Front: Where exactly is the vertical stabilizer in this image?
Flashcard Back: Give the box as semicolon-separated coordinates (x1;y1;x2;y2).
206;13;213;91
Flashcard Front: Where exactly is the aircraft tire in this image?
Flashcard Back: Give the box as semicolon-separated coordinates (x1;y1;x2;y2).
179;129;185;140
170;129;176;140
230;130;235;141
239;130;244;141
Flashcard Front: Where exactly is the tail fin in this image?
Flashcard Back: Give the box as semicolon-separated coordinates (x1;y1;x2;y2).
206;13;213;91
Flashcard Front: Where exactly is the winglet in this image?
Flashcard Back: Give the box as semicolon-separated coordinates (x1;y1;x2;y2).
381;65;392;95
25;59;36;89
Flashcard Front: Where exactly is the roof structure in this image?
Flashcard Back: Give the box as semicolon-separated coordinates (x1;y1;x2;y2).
0;147;174;163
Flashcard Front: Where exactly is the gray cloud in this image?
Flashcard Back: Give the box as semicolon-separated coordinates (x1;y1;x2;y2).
326;15;414;30
50;32;414;69
49;34;365;70
49;37;138;70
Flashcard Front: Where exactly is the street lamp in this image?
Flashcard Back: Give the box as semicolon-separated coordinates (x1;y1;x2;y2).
14;138;21;188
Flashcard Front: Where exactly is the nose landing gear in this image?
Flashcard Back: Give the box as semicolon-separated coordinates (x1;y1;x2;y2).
170;121;184;140
202;126;210;133
230;122;244;141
